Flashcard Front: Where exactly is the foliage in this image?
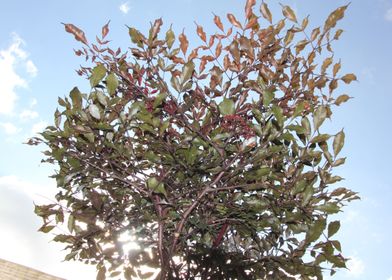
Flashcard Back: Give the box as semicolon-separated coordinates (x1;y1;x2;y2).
28;1;359;279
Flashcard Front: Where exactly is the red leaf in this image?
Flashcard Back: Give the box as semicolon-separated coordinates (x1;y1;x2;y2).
213;14;224;31
150;18;163;40
179;31;189;55
102;21;110;39
188;48;199;61
62;23;88;45
227;13;242;29
215;40;222;57
245;17;258;30
196;24;206;42
245;0;256;19
199;58;207;73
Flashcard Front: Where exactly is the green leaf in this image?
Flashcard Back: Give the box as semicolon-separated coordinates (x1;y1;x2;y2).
84;132;95;143
333;130;345;156
106;73;118;95
257;166;270;177
89;104;101;120
153;93;167;108
38;225;55;233
310;134;331;143
263;91;274;106
219;98;235;115
53;234;74;243
313;106;327;131
68;214;75;233
54;109;62;127
286;124;306;134
333;157;346;167
302;184;314;206
292;101;305;118
170;75;180;92
96;267;106;280
328;221;340;238
180;61;195;85
70;87;82;109
272;105;284;127
90;64;106;87
330;254;346;268
147;177;167;196
64;251;78;261
331;240;342;252
291;179;307;195
129;27;143;47
166;28;175;49
315;203;340;214
306;218;326;243
185;145;198;165
301;117;311;137
96;91;107;107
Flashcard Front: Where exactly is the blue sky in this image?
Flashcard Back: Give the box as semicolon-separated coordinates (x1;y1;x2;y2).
0;0;391;279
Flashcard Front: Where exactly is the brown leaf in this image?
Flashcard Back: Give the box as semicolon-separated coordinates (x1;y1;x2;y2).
284;30;294;46
202;55;215;62
245;17;258;30
301;16;309;30
179;31;189;55
335;94;351;105
245;0;256;19
215;40;222;57
310;27;321;41
341;73;357;84
62;23;88;45
229;40;240;63
334;29;344;40
226;27;233;37
321;57;333;74
214;14;224;31
329;79;338;93
101;21;110;39
227;13;243;29
333;61;341;77
324;5;348;31
188;48;199;61
208;35;215;48
260;2;272;23
282;5;297;23
199;58;207;73
223;55;230;71
196;24;207;42
295;39;309;54
150;18;163;41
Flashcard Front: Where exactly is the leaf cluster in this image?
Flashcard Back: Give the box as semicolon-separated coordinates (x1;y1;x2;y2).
29;1;358;279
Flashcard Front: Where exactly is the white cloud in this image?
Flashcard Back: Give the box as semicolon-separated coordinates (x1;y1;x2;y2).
119;2;130;14
30;98;37;107
0;122;21;135
387;276;392;280
385;8;392;21
31;120;47;134
346;256;365;277
26;59;38;77
0;33;37;115
19;109;39;121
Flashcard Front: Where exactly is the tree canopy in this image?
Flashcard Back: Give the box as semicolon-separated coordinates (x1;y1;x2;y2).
29;1;359;279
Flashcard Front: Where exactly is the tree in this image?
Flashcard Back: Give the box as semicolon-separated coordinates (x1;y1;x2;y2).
28;1;359;279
